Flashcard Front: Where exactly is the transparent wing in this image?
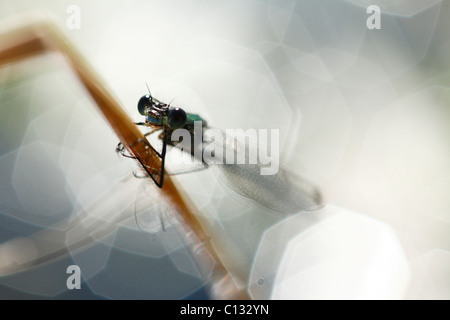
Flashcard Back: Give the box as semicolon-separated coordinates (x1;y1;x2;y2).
147;125;324;215
202;129;324;215
217;162;324;214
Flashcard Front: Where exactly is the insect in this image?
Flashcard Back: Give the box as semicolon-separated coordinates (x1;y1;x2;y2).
0;18;247;299
116;89;208;187
117;93;324;215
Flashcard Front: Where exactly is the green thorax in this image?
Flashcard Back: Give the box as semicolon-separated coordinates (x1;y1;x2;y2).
185;113;207;131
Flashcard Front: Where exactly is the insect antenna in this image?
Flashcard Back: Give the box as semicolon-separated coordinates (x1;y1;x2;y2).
145;82;152;96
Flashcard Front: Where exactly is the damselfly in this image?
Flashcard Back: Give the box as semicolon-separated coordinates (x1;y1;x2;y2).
0;19;249;299
117;93;324;215
116;90;206;186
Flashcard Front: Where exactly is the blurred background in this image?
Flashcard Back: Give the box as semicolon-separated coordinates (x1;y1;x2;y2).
0;0;449;299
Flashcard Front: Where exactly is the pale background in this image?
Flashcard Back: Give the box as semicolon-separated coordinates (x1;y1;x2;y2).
0;0;449;299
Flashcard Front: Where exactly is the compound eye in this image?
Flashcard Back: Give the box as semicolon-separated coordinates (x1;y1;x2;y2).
167;107;187;130
137;94;152;116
